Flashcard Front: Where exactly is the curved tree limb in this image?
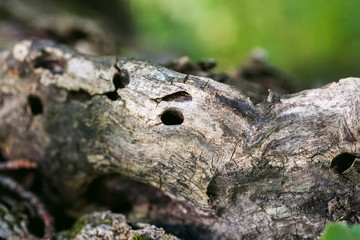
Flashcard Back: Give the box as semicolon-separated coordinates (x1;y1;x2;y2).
1;40;360;239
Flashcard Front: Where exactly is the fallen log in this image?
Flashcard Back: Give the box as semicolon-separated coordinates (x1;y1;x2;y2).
1;40;360;239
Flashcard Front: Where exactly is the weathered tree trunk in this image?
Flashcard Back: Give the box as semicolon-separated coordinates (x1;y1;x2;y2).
1;40;360;239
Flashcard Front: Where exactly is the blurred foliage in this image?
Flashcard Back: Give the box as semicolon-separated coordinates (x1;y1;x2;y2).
129;0;360;87
321;223;360;240
1;0;359;87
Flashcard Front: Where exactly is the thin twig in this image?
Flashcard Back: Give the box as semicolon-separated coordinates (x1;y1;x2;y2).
0;175;54;239
0;159;37;170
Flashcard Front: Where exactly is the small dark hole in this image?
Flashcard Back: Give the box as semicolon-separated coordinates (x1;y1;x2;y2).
28;95;43;115
330;153;357;174
34;58;65;75
160;108;184;125
105;91;121;101
112;69;130;89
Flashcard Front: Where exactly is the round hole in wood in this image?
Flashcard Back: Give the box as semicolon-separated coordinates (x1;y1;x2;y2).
330;153;357;174
160;108;184;125
28;95;43;115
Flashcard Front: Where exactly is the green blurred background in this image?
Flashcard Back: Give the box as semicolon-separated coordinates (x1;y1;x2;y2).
1;0;360;88
128;0;360;87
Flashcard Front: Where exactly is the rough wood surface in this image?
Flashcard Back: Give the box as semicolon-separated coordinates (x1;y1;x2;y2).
1;40;360;239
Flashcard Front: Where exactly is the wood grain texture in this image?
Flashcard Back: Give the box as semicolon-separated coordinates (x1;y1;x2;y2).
1;40;360;239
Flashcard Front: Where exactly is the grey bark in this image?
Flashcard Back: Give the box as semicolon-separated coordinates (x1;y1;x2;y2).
55;211;180;240
1;40;360;240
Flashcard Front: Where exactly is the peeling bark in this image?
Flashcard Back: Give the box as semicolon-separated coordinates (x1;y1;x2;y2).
1;40;360;239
